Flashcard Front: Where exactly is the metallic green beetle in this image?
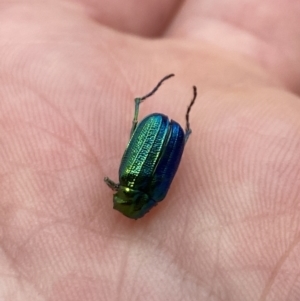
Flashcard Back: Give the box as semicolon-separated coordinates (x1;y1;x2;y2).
104;74;197;219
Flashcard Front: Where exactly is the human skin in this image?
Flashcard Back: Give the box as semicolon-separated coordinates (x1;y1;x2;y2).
0;0;300;300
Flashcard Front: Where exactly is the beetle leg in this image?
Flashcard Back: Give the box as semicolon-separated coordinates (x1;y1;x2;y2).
104;177;119;191
130;97;141;137
184;86;197;144
184;129;192;143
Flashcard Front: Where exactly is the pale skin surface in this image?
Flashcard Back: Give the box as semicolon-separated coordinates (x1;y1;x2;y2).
1;0;300;300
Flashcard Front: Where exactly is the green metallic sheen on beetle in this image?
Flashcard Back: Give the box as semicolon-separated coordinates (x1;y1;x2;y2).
104;74;197;219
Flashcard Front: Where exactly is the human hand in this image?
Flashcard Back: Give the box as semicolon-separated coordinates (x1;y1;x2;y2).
1;1;300;300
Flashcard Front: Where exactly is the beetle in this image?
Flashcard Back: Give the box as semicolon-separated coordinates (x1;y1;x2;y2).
104;74;197;219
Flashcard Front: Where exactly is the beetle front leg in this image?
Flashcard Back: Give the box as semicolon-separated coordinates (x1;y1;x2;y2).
130;98;141;137
184;129;192;143
104;177;120;191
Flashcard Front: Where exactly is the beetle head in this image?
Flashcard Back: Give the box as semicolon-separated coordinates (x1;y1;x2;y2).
113;186;155;219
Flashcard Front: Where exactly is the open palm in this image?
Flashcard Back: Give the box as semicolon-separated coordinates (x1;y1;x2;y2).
1;1;300;300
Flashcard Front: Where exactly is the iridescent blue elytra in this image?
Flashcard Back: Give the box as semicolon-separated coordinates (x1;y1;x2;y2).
104;74;197;219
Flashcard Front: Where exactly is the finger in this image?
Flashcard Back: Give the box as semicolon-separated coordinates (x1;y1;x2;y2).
166;0;300;94
72;0;181;36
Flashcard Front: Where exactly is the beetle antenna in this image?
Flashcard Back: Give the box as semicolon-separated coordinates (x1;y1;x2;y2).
139;74;175;101
131;74;175;137
185;86;197;135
